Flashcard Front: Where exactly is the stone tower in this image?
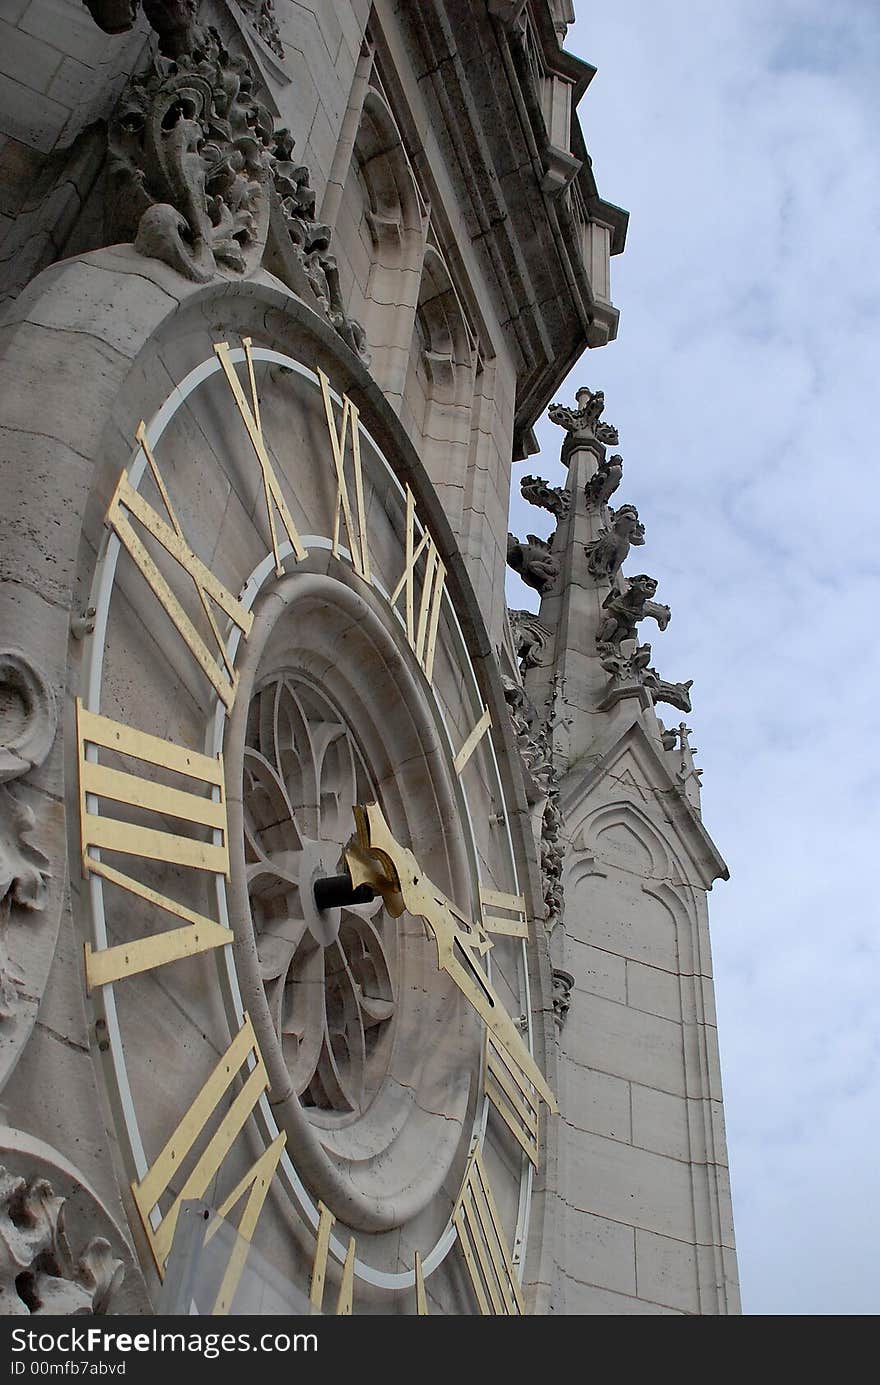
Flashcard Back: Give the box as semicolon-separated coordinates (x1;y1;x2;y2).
0;0;739;1317
506;389;741;1313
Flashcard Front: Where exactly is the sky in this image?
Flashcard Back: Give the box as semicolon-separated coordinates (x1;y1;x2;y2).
507;0;880;1316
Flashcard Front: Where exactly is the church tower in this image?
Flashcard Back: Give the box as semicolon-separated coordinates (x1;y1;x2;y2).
506;391;740;1312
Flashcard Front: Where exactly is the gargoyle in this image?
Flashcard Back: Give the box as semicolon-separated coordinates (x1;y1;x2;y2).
650;675;694;714
596;575;670;646
507;533;559;595
520;475;570;519
508;609;552;673
584;454;624;506
585;504;645;581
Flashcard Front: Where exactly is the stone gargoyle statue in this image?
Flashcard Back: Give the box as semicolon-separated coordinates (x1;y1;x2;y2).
596;575;670;646
584;454;624;506
520;474;570;519
585;503;645;581
507;534;560;595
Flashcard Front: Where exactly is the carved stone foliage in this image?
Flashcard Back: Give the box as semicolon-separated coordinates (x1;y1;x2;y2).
520;474;570;519
105;26;368;361
584;453;623;507
585;504;645;582
0;653;56;1027
509;609;552;674
551;969;574;1030
237;0;284;58
84;0;284;61
0;1130;147;1316
548;386;619;460
597;575;670;647
507;533;559;595
0;1168;122;1316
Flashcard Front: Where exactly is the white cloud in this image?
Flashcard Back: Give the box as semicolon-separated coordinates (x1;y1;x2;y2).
507;0;880;1314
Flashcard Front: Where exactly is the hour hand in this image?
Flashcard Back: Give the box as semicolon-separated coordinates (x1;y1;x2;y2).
343;802;557;1113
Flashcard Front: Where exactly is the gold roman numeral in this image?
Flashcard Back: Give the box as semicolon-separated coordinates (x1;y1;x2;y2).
453;1144;524;1315
453;706;492;776
131;1014;284;1274
214;338;308;576
485;1036;540;1168
310;1201;356;1314
318;369;371;581
480;886;528;939
77;701;233;988
389;486;446;683
107;427;253;712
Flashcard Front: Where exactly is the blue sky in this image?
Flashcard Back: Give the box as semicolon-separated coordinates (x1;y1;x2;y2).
508;0;880;1315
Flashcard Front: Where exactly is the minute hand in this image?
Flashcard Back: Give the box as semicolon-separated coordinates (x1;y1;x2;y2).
345;802;557;1113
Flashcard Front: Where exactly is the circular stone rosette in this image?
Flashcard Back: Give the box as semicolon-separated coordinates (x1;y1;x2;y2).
226;567;478;1233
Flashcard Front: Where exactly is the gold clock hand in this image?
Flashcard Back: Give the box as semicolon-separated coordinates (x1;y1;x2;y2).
344;803;557;1113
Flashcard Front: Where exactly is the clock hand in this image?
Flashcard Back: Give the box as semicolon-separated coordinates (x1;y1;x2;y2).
342;802;557;1113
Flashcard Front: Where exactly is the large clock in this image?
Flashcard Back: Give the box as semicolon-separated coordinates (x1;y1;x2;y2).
72;291;555;1315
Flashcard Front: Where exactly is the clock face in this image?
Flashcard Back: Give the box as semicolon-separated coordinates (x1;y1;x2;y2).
74;312;554;1315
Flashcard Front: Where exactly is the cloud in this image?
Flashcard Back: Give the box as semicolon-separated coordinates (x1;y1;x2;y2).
506;0;880;1314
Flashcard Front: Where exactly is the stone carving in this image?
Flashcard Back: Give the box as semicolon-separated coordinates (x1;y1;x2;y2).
106;28;275;281
584;453;623;506
551;969;574;1030
507;533;559;595
650;674;694;714
0;653;56;1022
520;474;570;519
243;675;395;1114
237;0;284;59
659;722;678;752
0;1166;123;1315
105;27;368;360
509;609;552;673
501;674;535;740
548;386;619;460
585;504;645;581
541;788;564;931
597;575;670;647
84;0;284;60
599;640;654;684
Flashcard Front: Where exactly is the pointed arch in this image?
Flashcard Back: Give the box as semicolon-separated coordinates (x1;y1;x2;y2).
331;83;427;402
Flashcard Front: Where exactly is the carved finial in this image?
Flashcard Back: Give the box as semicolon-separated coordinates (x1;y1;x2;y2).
507;533;560;595
548;387;619;458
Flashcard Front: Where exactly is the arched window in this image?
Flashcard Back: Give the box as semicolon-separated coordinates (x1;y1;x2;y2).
331;86;427;402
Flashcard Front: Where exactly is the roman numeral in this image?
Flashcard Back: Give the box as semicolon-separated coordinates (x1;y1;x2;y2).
414;1250;428;1314
453;706;492;776
318;369;371;581
77;701;233;988
453;1144;524;1315
485;1036;540;1168
131;1015;284;1274
479;886;528;939
107;427;253;711
214;338;308;576
310;1202;356;1314
389;487;446;683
